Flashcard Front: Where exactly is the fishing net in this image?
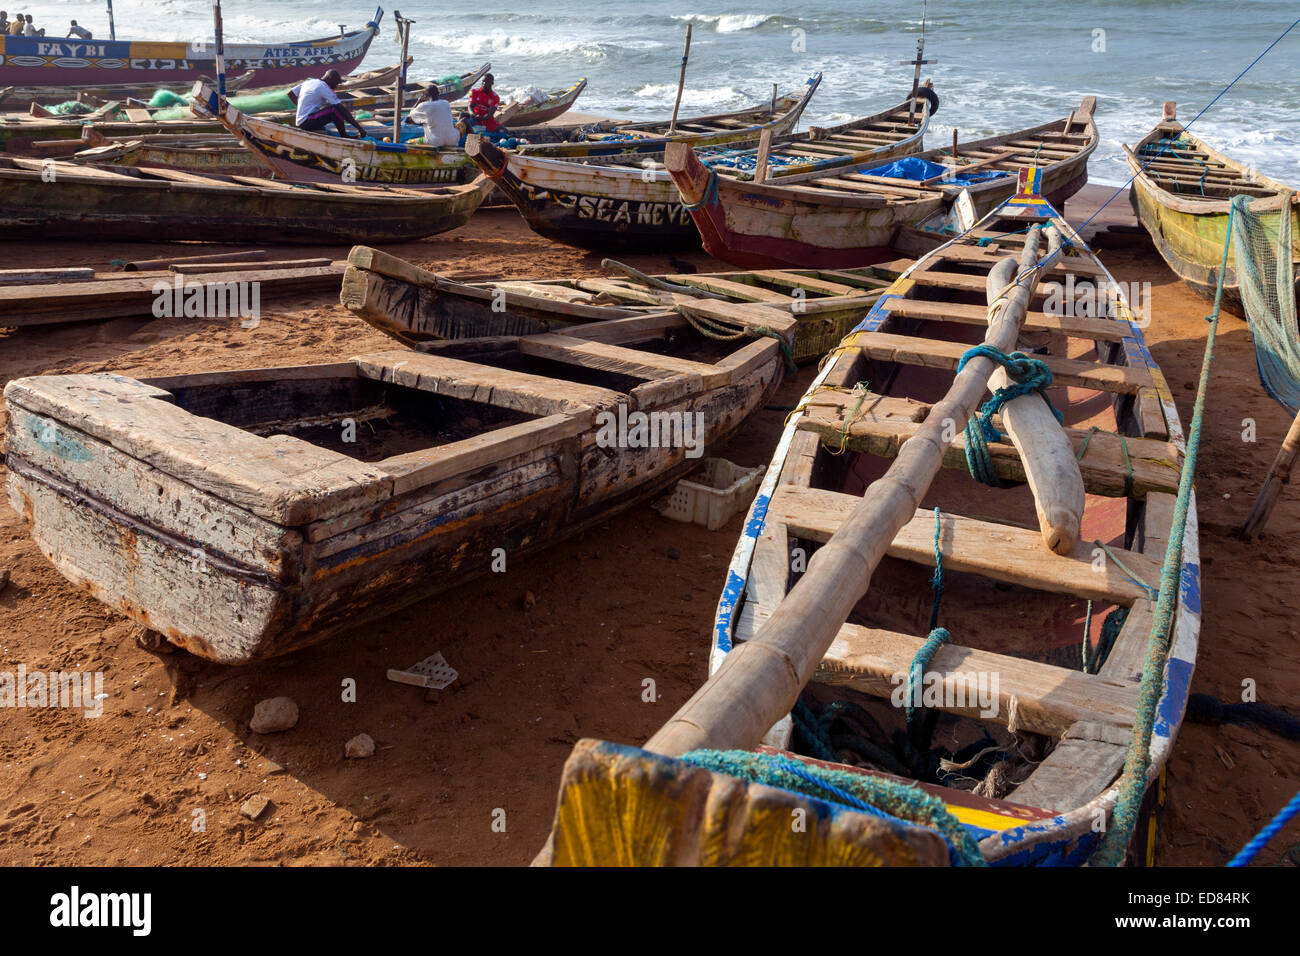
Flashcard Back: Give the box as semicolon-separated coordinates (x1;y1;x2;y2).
47;101;93;116
1231;190;1300;411
147;89;189;108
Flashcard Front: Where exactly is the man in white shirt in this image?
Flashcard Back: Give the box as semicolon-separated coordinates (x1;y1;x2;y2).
404;86;459;148
67;20;92;40
287;70;368;138
23;13;40;36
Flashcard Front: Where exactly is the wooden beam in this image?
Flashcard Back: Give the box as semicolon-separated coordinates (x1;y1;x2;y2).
768;485;1160;605
845;329;1153;394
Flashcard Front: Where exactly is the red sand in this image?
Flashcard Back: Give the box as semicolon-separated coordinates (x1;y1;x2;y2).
0;186;1296;866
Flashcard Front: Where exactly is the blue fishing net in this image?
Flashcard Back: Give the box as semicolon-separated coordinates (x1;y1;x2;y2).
861;155;1009;184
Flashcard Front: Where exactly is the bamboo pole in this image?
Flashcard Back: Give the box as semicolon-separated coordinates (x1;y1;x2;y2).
1240;406;1300;539
211;1;226;99
392;12;412;145
668;25;693;135
645;227;1048;757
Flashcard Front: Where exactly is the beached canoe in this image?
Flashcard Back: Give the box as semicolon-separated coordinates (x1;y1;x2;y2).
5;313;788;663
191;79;589;186
68;136;265;177
539;170;1198;866
0;63;488;156
0;156;494;243
189;74;813;187
0;8;383;90
465;89;934;251
340;245;905;363
666;97;1098;269
1124;102;1299;311
509;71;824;163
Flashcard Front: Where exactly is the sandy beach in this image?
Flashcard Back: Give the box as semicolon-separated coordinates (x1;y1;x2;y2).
0;182;1296;867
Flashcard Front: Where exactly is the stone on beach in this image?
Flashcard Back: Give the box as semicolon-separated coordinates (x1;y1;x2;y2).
250;697;299;734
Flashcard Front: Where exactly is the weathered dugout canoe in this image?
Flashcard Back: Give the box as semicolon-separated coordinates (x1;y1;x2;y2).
69;138;265;177
5;315;788;662
465;90;933;251
667;97;1098;269
340;244;905;363
192;79;587;186
539;175;1199;866
0;9;382;89
1124;102;1299;312
0;157;494;244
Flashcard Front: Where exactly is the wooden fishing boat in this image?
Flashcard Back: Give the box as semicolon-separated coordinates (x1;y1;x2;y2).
667;97;1098;269
340;245;905;364
510;72;823;162
0;8;383;89
0;107;227;155
538;170;1199;866
0;156;494;243
69;136;265;177
5;310;788;663
192;79;589;186
465;90;934;251
1124;102;1299;310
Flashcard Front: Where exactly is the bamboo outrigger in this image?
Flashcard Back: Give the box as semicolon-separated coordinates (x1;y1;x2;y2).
537;170;1199;866
339;245;907;364
6;307;789;663
665;98;1098;269
465;88;934;251
1125;102;1300;312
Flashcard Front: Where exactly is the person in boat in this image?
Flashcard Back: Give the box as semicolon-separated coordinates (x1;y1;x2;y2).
468;74;503;133
23;13;41;36
8;12;25;35
288;70;369;139
0;14;8;34
403;84;460;147
67;19;92;40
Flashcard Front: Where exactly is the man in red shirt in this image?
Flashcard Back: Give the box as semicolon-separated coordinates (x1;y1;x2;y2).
468;74;502;132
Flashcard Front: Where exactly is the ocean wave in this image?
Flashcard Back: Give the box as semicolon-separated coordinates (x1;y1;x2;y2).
671;13;785;33
414;31;612;60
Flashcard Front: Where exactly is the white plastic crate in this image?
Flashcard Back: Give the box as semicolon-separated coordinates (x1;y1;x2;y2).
653;457;763;531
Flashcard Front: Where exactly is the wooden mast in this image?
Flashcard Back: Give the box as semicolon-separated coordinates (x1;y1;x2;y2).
668;24;693;135
646;224;1052;757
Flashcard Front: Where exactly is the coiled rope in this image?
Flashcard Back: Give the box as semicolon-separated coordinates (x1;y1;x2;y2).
956;345;1063;487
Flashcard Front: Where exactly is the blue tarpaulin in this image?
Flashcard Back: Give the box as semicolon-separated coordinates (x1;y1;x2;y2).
861;155;1009;185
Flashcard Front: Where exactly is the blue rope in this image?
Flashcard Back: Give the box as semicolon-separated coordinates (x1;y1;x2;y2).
957;345;1063;486
929;506;944;631
680;748;985;866
681;167;720;211
1227;789;1300;867
906;628;951;726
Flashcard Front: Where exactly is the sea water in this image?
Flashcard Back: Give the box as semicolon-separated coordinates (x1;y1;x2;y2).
21;0;1300;185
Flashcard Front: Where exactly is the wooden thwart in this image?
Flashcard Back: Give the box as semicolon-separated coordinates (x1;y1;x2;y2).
769;485;1158;605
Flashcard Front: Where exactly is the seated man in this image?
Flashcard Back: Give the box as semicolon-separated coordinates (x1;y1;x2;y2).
288;70;368;138
0;14;9;35
468;73;503;133
6;14;21;37
403;85;459;148
67;19;92;40
23;13;41;36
